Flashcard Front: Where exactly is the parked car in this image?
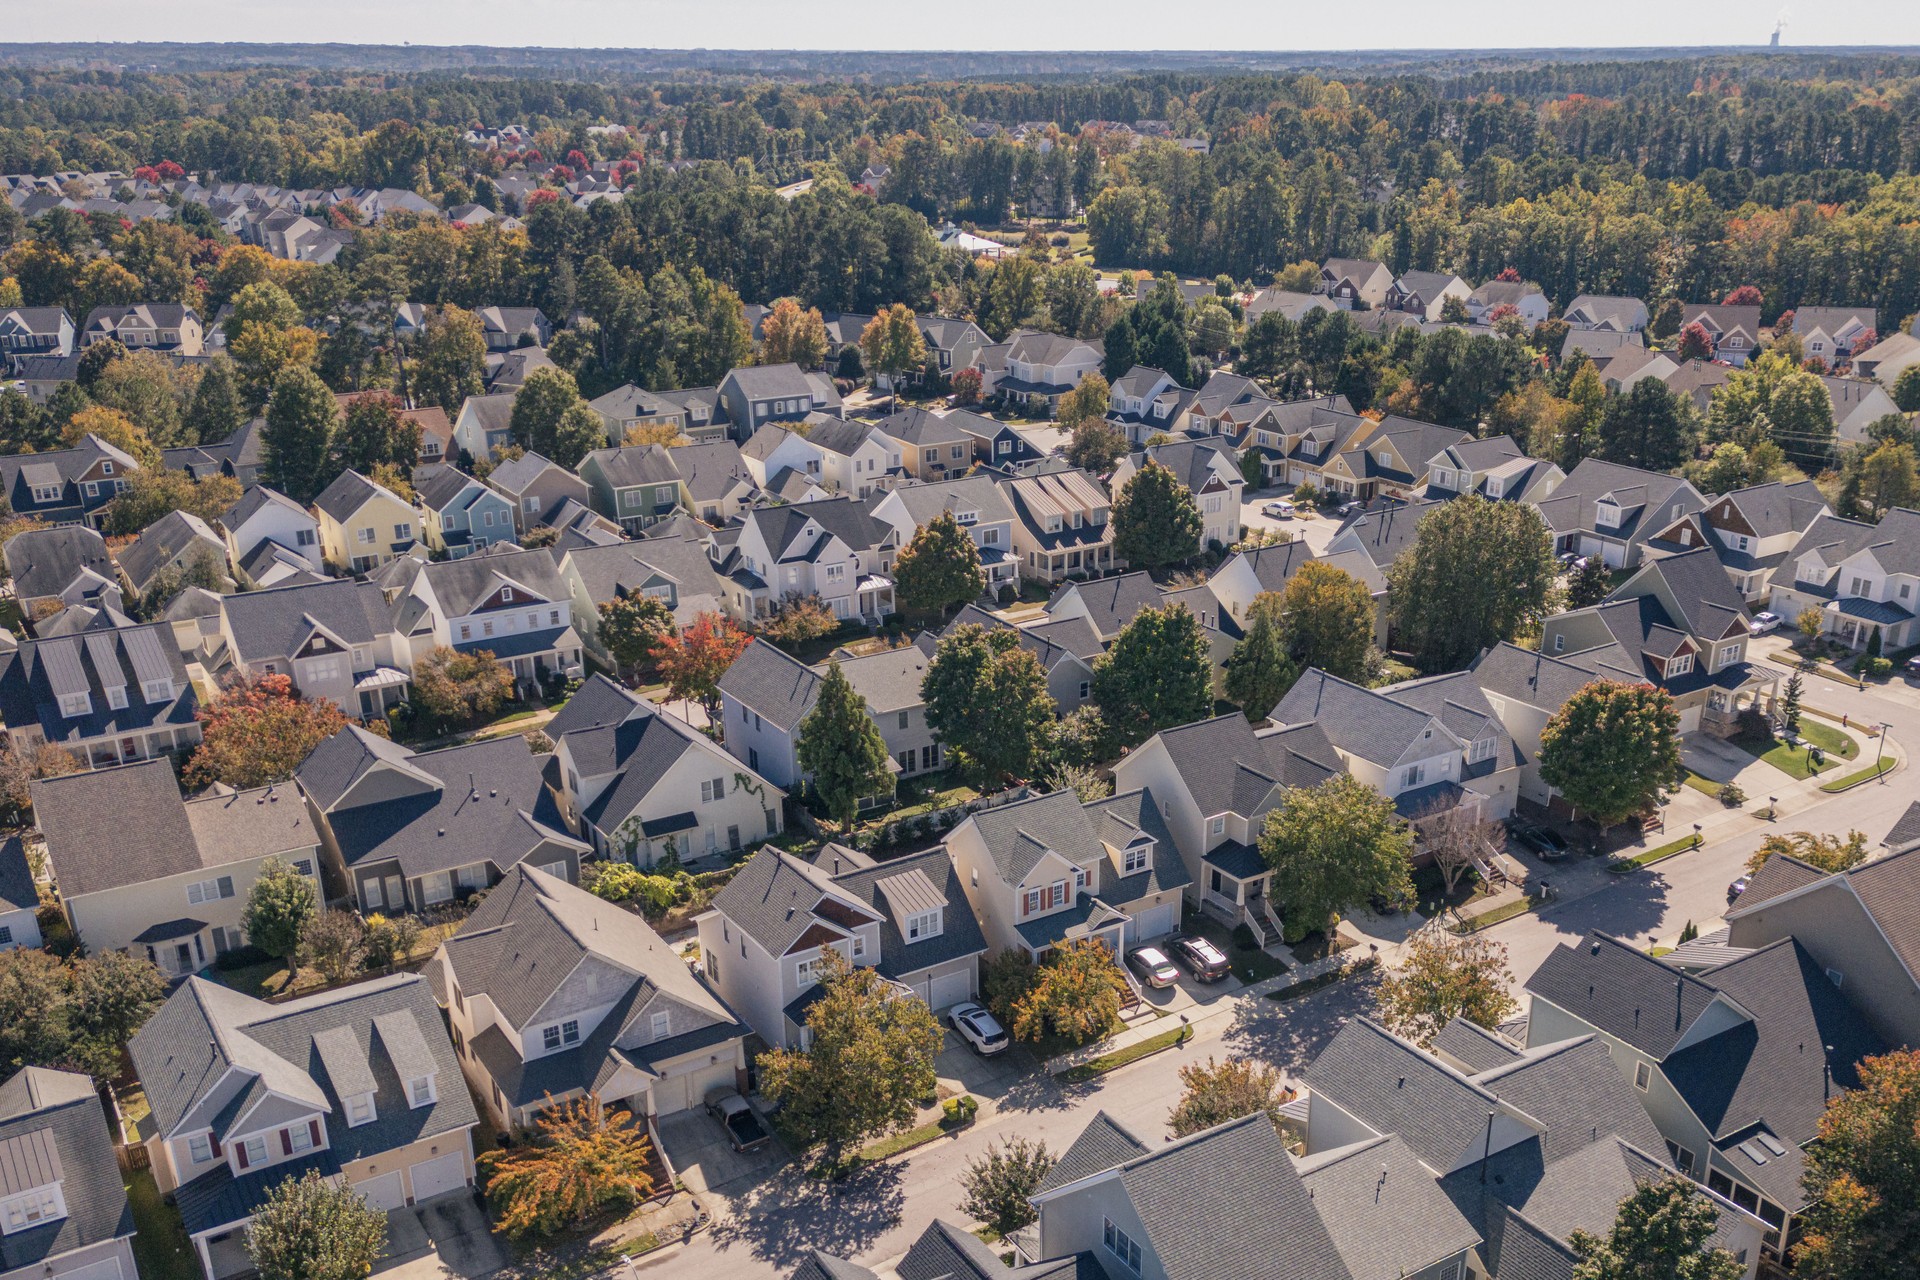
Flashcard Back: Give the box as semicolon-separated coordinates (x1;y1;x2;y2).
705;1087;771;1152
1170;933;1232;982
947;1001;1010;1056
1335;501;1362;517
1126;944;1180;989
1508;820;1570;859
1261;499;1295;519
1727;874;1751;904
1905;654;1920;677
1748;611;1782;636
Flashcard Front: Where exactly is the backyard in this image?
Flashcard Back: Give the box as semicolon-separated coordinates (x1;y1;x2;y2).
126;1167;199;1280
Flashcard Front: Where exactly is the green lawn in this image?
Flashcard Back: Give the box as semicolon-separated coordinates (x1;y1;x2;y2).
1607;833;1703;873
0;597;23;638
1680;771;1724;798
126;1168;200;1280
1820;758;1897;792
1735;732;1846;780
1055;1025;1191;1084
1796;718;1859;759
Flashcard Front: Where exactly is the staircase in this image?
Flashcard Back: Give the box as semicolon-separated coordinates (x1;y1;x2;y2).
1239;900;1278;948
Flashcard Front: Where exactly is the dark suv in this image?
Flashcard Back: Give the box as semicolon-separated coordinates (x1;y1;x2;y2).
1169;933;1232;982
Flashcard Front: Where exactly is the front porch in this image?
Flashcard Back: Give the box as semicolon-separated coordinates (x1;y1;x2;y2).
1821;597;1916;652
1698;662;1787;740
1022;543;1115;584
1198;843;1285;951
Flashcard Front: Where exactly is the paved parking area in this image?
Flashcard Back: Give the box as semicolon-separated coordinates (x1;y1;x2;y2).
374;1192;508;1280
1240;490;1341;554
657;1107;789;1196
933;1023;1027;1099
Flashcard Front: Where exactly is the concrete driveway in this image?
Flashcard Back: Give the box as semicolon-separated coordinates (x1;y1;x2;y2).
657;1108;788;1197
933;1023;1027;1100
374;1192;508;1280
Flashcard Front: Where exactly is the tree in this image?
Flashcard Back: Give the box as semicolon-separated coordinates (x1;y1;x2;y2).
185;674;349;789
1798;606;1826;643
102;468;241;537
1569;1173;1744;1280
1374;923;1519;1048
510;366;586;457
1224;595;1297;720
1597;378;1698;472
480;1094;658;1238
1567;555;1612;607
0;741;79;818
1558;361;1607;468
1780;672;1803;736
1416;798;1506;900
551;402;606;469
923;624;1056;785
90;349;191;446
1841;440;1920;520
655;612;751;721
1168;1057;1287;1138
961;1139;1055;1236
411;646;516;730
1676;321;1715;362
1272;561;1377;684
1768;368;1839;469
62;949;169;1081
300;911;366;985
1064;419;1129;474
1746;829;1869;877
1796;1048;1920;1280
1010;939;1127;1046
246;1170;387;1280
243;857;318;976
951;367;983;406
332;391;421;479
226;281;318;406
1387;495;1559;673
893;511;986;618
188;357;246;444
76;339;127;390
596;594;675;679
759;594;838;649
760;298;830;368
60;405;161;469
1111;460;1203;568
798;661;894;830
261;367;340;503
1258;773;1414;942
757;950;942;1162
859;304;928;411
0;951;78;1075
412;305;488;414
1538;681;1682;828
1056;372;1110;429
1891;365;1920;414
1091;604;1214;747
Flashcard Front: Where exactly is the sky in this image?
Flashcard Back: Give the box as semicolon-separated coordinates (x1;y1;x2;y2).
7;2;1920;53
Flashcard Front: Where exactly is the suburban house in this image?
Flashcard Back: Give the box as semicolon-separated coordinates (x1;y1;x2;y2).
1317;258;1393;309
1466;279;1550;327
162;419;265;488
1790;306;1875;366
1562;327;1644;365
1181;370;1265;436
1755;507;1920;652
789;419;904;498
989;331;1103;414
544;682;785;866
1821;375;1902;444
1594;345;1681;393
869;406;980;481
33;759;320;979
914;315;991;381
716;364;843;440
738;422;829;494
433;864;747;1130
701;844;988;1049
668;440;758;524
1680;304;1764;366
1001;467;1115;584
1104;365;1194;444
0;838;43;953
1525;930;1883;1266
1386;270;1470;321
944;786;1190;960
116;510;233;602
472;305;552;351
482;451;591;537
2;525;121;616
214;578;413;718
296;726;588;915
1562;294;1650;332
0;622;200;768
798;1218;1096;1280
220;485;323;586
1665;359;1734;412
578;444;685;533
450;391;515;461
1852;330;1920;386
1643;479;1830;602
718;638;940;789
313;469;419;574
0;1066;138;1280
558;538;729;662
0;434;141;528
1533;459;1707;569
1110;439;1244;548
952;410;1042;468
944;604;1101;713
378;548;585;695
1423;434;1564;505
1044;571;1163;645
0;306;74;372
588;384;730;446
1315;416;1472;505
868;475;1020;591
128;974;477;1280
1232;395;1359;486
726;498;899;623
412;467;517;559
78;303;203;354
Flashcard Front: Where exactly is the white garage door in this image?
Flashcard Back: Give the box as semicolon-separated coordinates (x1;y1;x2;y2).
1676;704;1703;735
655;1061;737;1117
408;1151;469;1203
355;1171;406;1212
57;1259;124;1280
1131;902;1178;943
928;967;972;1011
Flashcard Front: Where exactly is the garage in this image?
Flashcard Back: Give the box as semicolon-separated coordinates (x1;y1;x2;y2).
57;1259;125;1280
653;1060;738;1117
355;1171;406;1212
407;1151;469;1203
928;967;972;1011
1130;901;1178;944
1676;704;1703;734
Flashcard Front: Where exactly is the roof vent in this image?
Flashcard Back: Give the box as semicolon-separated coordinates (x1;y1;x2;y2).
438;829;445;837
1591;942;1602;956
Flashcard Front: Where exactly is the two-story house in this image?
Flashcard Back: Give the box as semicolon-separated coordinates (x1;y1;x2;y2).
220;485;323;587
1386;270;1471;321
0;622;200;769
1680;304;1764;366
1243;286;1336;325
667;440;757;524
716;364;843;441
1316;416;1473;505
1317;258;1393;310
0;434;141;529
1790;306;1875;367
913;315;990;382
989;331;1104;414
1110;439;1244;548
868;406;979;482
1422;435;1565;506
1853;330;1920;386
450;391;515;461
1532;459;1707;570
1562;294;1650;333
216;578;413;718
718;639;940;788
0;306;74;373
1765;507;1920;652
2;525;121;617
472;305;552;352
726;499;897;622
434;864;747;1129
1103;365;1194;445
1000;467;1115;584
117;510;233;603
0;1066;139;1280
868;475;1020;591
944;604;1101;714
1643;479;1830;602
34;759;320;978
945;786;1190;960
129;974;477;1280
1820;375;1902;445
1466;279;1550;327
951;409;1043;468
379;548;584;694
314;469;418;574
482;451;592;537
576;443;684;533
795;420;904;498
78;303;203;355
587;384;730;446
701;844;988;1049
412;467;517;559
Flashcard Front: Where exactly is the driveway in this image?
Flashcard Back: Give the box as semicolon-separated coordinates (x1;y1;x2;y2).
933;1023;1027;1100
657;1107;789;1197
374;1191;508;1280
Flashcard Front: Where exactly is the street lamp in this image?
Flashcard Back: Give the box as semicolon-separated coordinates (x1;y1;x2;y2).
1875;722;1892;779
1768;796;1778;820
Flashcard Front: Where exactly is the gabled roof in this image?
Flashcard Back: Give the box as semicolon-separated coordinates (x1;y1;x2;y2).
117;510;226;595
0;1066;132;1267
959;788;1107;886
1272;668;1442;767
802;847;989;982
1296;1132;1482;1280
2;525;114;602
1034;1110;1149;1195
1143;714;1341;819
1470;1034;1666;1163
313;468;407;523
707;847;882;958
869;405;976;447
219;578;394;665
409;545;568;616
1525;932;1730;1060
1612;545;1751;639
717;639;821;732
1431;1015;1524;1073
880;475;1016;529
578;443;680;490
1045;571;1161;641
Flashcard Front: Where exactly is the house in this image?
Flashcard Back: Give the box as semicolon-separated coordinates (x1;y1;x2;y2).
1820;375;1901;444
1852;330;1920;386
1764;507;1920;652
1790;306;1875;366
163;419;266;488
77;303;203;355
588;384;729;446
485;346;556;395
380;547;585;694
1423;435;1564;505
433;864;747;1129
296;726;589;915
1561;327;1644;365
1595;345;1680;394
33;759;320;978
716;364;843;441
128;974;477;1280
952;409;1043;467
472;305;552;352
718;638;940;789
1180;369;1265;436
0;433;141;528
1680;304;1764;366
869;475;1020;590
557;538;731;662
702;844;989;1049
1243;287;1335;324
1114;714;1341;946
1466;280;1550;327
545;499;625;553
1532;459;1707;569
1233;394;1361;487
945;786;1190;960
1317;258;1394;309
220;485;322;584
117;510;232;602
450;391;515;461
1001;467;1115;584
1562;294;1649;332
1665;359;1733;413
544;682;785;866
411;467;516;559
669;440;758;523
0;1066;138;1280
215;578;413;718
790;419;903;498
0;306;73;372
1642;479;1830;602
869;406;980;481
1042;571;1162;646
14;353;82;406
796;1217;1096;1280
1205;540;1318;624
1102;365;1193;445
944;604;1101;713
989;331;1104;414
2;526;121;617
726;498;898;623
1386;270;1470;321
482;451;591;537
0;622;199;768
1525;930;1883;1265
577;444;684;533
335;393;453;467
1318;416;1472;504
313;469;419;574
914;315;991;381
0;839;42;952
1110;439;1244;548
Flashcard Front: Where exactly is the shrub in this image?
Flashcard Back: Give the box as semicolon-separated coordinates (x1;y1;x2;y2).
942;1095;979;1125
1231;923;1258;951
1720;781;1747;807
1859;655;1893;678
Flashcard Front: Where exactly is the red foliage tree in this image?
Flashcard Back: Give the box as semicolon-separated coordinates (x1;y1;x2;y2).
184;674;350;790
655;614;752;719
157;160;185;180
1676;321;1715;362
1804;356;1830;375
1722;284;1763;307
551;165;576;184
526;189;561;208
951;367;983;406
565;149;590;171
1852;328;1880;356
1494;266;1521;282
133;165;159;184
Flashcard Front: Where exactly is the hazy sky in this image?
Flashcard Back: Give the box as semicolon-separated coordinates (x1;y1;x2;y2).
9;2;1919;53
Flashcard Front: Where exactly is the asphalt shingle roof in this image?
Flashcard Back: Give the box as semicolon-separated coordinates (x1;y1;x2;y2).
807;848;989;982
1296;1133;1482;1280
0;1068;131;1270
1525;932;1727;1060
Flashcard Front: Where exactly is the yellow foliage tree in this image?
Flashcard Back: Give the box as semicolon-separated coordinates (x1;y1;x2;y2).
479;1095;655;1238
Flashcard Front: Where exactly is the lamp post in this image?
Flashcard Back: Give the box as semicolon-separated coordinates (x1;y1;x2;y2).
1876;722;1891;778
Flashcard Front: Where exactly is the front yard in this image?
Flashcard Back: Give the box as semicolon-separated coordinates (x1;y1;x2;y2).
1733;716;1859;781
1179;905;1288;984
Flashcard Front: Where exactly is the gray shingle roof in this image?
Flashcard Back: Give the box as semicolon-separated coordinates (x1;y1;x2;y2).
1431;1015;1524;1073
1035;1110;1148;1194
1525;932;1727;1060
718;639;821;732
32;758;200;897
218;577;393;666
0;1067;132;1270
1143;714;1342;820
708;848;881;957
882;475;1016;529
1472;1035;1666;1163
3;526;113;603
1296;1132;1481;1279
1272;668;1438;766
960;789;1106;887
1045;571;1162;641
543;674;646;741
811;849;989;982
313;468;399;523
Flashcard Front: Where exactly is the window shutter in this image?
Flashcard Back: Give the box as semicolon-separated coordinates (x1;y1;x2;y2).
309;1119;322;1147
235;1142;249;1170
218;876;235;899
209;1134;221;1158
280;1129;293;1156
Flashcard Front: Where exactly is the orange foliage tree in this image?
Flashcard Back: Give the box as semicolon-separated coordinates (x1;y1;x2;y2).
184;674;349;789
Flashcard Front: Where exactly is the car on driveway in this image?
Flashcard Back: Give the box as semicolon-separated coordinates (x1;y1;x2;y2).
1508;820;1570;859
1748;611;1782;635
1170;933;1232;982
1335;501;1362;517
948;1001;1010;1056
1906;654;1920;677
1261;499;1296;519
1126;944;1179;988
705;1087;771;1153
1728;874;1751;904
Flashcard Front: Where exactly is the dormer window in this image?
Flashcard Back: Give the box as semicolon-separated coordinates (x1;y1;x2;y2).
0;1184;65;1234
906;909;943;941
407;1074;437;1108
501;587;513;602
346;1093;376;1126
1123;843;1152;875
542;1020;581;1051
955;510;978;525
1595;501;1620;529
1667;652;1694;677
105;685;128;710
57;692;90;718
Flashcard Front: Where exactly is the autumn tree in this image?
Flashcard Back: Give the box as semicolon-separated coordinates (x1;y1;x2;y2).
225;281;318;406
1676;321;1715;362
480;1095;658;1239
60;405;161;469
1010;939;1127;1046
1839;440;1920;521
797;661;894;830
1272;561;1377;683
1056;371;1110;429
655;613;751;721
246;1169;388;1280
1259;773;1414;942
1538;681;1682;828
242;857;319;977
300;911;366;985
859;304;928;411
1223;593;1297;719
1387;495;1559;673
1111;459;1203;568
332;391;421;479
1064;419;1129;474
1168;1057;1287;1138
892;510;986;618
1569;1174;1744;1280
923;624;1057;785
411;646;516;730
1746;829;1869;877
1416;798;1506;899
1796;1048;1920;1280
759;594;838;649
1374;923;1519;1048
412;305;488;414
961;1139;1055;1236
185;674;350;789
261;367;340;504
1091;604;1214;747
102;469;241;537
759;298;829;368
596;594;675;679
0;741;79;819
951;367;983;406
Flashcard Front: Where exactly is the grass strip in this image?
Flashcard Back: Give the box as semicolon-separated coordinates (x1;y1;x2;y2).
1265;956;1380;1000
1452;896;1546;930
1820;758;1897;792
1608;834;1703;874
1680;772;1724;798
1054;1025;1192;1083
813;1113;970;1178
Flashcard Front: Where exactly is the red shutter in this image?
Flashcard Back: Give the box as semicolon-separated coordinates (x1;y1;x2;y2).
235;1142;249;1170
280;1129;293;1156
209;1134;221;1158
309;1119;322;1148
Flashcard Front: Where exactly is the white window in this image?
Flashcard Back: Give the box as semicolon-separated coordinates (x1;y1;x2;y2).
795;956;827;987
346;1094;375;1127
57;692;90;717
1471;737;1495;763
1634;1060;1652;1091
187;876;233;905
851;933;866;958
1595;502;1620;529
1209;816;1225;836
356;527;376;545
242;1136;269;1168
407;1074;437;1108
1023;887;1045;917
188;1134;215;1163
304;657;342;684
1667;653;1694;677
30;485;59;504
458;623;472;641
105;685;127;710
296;528;317;546
0;1185;64;1234
1103;1218;1143;1274
481;620;494;637
700;777;726;803
650;1011;671;1041
541;1020;580;1052
1402;764;1425;788
523;496;540;513
550;609;562;625
906;910;943;941
422;872;454;905
982;528;1000;546
394;523;413;541
286;1123;315;1154
1123;844;1151;875
825;563;846;584
1716;643;1741;668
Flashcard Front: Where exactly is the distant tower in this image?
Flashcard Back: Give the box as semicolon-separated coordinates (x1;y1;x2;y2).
1770;24;1781;47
